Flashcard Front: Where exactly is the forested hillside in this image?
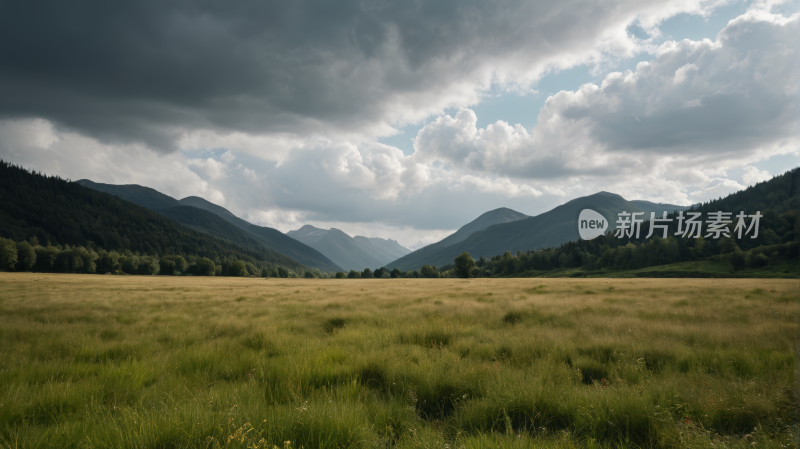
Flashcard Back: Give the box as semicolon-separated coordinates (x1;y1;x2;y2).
474;168;799;278
390;194;659;271
0;161;310;275
77;180;342;272
387;207;529;270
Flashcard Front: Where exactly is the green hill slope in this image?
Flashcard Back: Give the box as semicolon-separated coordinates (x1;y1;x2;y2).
389;196;650;271
76;179;180;210
387;207;529;270
175;196;341;272
476;167;799;278
76;181;341;272
1;161;309;273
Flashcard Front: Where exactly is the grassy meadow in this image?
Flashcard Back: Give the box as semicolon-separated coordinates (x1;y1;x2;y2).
0;273;797;448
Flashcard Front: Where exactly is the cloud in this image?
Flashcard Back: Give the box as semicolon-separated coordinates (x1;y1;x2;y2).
0;118;226;205
220;150;235;164
688;178;745;202
0;0;756;155
458;175;543;198
410;9;797;202
741;166;772;185
187;157;228;181
242;167;259;184
1;3;796;247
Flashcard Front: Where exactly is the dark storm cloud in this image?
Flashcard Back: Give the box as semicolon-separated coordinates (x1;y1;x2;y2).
0;0;661;151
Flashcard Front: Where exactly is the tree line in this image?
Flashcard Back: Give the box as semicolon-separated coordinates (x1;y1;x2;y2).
0;160;312;275
0;237;309;278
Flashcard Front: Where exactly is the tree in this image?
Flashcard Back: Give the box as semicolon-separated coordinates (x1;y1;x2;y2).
0;237;17;270
751;253;769;268
362;268;373;279
141;256;159;275
173;256;188;273
277;267;289;278
469;266;482;278
303;270;316;278
34;245;59;271
15;241;36;271
231;260;248;276
420;265;439;278
454;252;475;278
121;255;139;274
348;270;361;279
731;249;746;270
718;237;740;255
160;255;187;275
195;257;216;276
390;268;402;278
335;271;346;279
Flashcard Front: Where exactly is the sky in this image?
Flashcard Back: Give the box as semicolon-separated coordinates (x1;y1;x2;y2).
0;0;797;249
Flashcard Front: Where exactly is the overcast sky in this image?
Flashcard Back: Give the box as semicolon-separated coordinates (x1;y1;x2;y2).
1;0;797;248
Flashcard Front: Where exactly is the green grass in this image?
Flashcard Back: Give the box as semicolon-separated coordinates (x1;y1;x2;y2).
512;255;799;279
0;273;796;448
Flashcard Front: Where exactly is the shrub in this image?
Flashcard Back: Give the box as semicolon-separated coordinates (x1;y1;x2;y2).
751;253;770;268
0;237;18;270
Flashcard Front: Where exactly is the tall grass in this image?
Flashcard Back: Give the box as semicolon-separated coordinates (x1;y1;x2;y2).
0;273;796;448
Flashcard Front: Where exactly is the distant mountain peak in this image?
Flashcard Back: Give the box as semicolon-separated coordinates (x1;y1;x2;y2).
297;224;322;231
586;191;625;199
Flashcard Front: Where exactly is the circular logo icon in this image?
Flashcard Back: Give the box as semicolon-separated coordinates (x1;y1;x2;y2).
578;209;608;240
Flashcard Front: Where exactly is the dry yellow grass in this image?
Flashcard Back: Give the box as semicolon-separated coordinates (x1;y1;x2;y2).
0;273;796;448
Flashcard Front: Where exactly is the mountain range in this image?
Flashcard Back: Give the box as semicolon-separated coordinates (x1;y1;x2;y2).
77;179;412;273
286;225;410;271
0;161;311;274
388;193;689;271
78;179;690;273
76;180;342;272
19;175;690;275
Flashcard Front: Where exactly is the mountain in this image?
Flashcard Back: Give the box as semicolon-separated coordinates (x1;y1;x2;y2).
173;196;341;272
76;179;180;210
630;200;691;215
286;225;410;271
280;224;329;244
177;196;249;228
76;180;341;272
386;207;529;271
1;161;309;273
475;168;799;278
387;193;692;271
407;240;428;251
287;226;381;271
352;236;410;260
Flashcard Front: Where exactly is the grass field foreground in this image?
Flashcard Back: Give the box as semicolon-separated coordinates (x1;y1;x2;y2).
0;274;797;448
